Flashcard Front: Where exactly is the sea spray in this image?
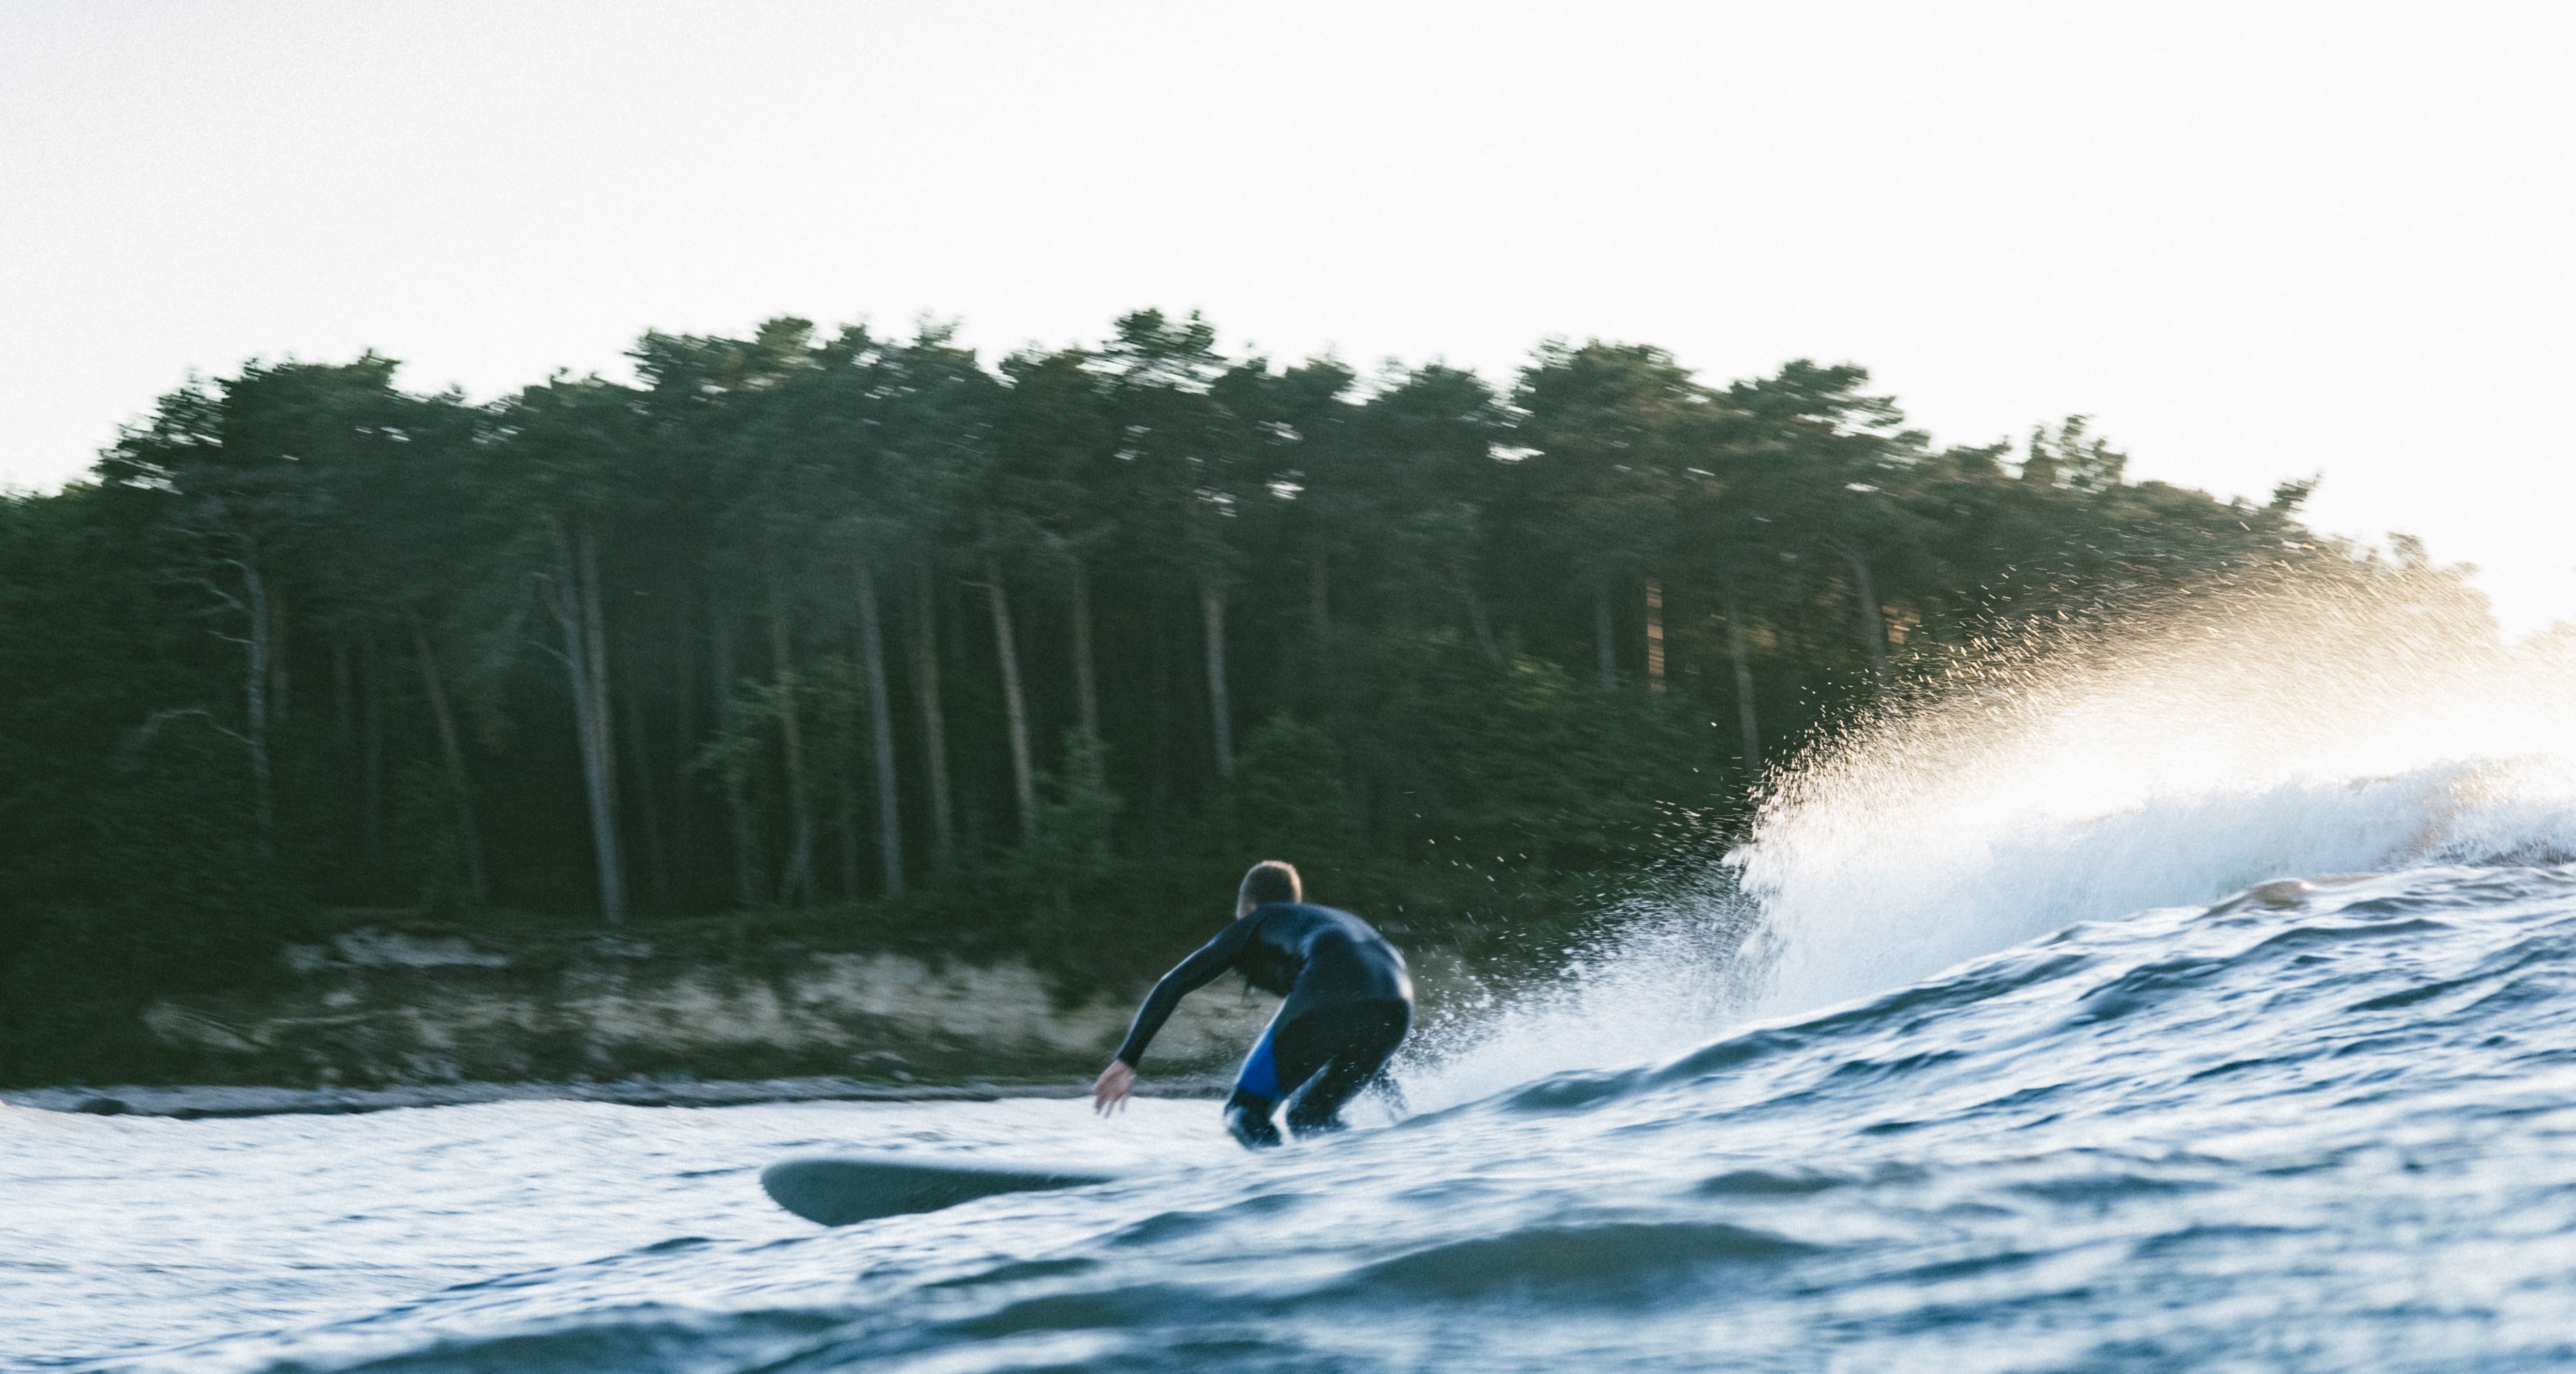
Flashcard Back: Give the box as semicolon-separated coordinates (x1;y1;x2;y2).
1393;858;1764;1112
27;573;2576;1373
1739;563;2576;1017
1401;564;2576;1105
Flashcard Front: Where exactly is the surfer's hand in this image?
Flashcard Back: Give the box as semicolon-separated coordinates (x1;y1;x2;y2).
1092;1061;1135;1116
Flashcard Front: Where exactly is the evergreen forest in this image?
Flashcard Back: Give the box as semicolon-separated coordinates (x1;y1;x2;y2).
0;310;2386;1079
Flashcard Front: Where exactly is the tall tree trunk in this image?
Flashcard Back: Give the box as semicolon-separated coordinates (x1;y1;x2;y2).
1349;731;1377;853
1845;549;1890;695
579;527;625;915
332;637;353;748
1722;583;1761;770
854;557;903;896
1201;579;1234;780
1069;557;1100;748
362;630;384;869
1305;555;1331;706
1457;572;1503;667
1644;577;1667;694
619;637;670;914
578;527;618;806
409;612;488;906
912;561;956;868
712;610;767;907
1149;591;1174;813
768;579;815;905
239;552;274;836
939;571;986;855
268;581;290;721
546;520;626;924
830;624;861;902
670;591;697;907
985;560;1038;841
1594;574;1619;691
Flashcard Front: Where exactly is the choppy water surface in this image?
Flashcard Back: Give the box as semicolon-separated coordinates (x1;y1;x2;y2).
18;864;2576;1372
19;574;2576;1371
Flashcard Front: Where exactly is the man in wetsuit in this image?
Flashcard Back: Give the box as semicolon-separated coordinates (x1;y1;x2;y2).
1091;860;1413;1148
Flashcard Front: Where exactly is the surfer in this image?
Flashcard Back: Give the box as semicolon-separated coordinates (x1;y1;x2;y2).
1092;860;1413;1148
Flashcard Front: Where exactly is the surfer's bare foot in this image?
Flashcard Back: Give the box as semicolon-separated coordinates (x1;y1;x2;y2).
1092;1061;1135;1116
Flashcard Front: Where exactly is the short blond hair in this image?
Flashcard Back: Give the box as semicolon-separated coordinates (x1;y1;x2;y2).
1238;860;1301;910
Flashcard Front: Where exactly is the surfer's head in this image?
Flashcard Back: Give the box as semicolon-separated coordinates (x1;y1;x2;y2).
1237;860;1301;916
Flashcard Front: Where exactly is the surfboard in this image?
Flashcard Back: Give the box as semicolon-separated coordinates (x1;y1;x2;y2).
760;1152;1127;1227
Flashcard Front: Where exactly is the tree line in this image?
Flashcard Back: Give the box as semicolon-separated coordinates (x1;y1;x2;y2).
1;308;2374;1072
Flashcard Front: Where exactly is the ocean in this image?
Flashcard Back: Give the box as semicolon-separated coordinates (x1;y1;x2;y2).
15;575;2576;1372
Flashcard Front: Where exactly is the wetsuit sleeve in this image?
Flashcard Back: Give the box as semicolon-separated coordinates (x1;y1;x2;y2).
1113;920;1254;1070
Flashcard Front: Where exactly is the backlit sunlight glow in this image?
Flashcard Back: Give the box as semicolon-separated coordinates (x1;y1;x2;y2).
1407;566;2576;1107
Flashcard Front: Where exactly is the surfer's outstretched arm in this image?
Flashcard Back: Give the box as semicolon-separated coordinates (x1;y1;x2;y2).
1092;921;1257;1115
1091;1060;1137;1115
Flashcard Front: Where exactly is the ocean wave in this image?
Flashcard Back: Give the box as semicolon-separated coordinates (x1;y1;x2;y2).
1400;572;2576;1117
42;572;2576;1372
49;861;2576;1373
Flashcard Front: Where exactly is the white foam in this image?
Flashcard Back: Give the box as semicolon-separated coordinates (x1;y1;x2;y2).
1741;569;2576;1017
1399;568;2576;1110
1393;871;1762;1113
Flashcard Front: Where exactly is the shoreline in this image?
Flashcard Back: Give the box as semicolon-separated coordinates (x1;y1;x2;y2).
0;1073;1234;1120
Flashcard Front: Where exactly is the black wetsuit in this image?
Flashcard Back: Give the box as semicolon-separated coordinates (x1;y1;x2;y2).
1113;902;1413;1149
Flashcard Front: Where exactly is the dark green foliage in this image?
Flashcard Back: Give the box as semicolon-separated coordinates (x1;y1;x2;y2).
1009;730;1140;998
92;718;302;986
0;716;301;1083
392;760;475;919
1233;715;1359;879
0;311;2428;1085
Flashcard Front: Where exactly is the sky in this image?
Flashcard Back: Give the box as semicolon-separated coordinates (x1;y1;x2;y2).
5;2;2571;628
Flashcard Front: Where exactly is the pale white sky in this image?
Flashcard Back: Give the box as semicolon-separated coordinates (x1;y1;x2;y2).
5;2;2571;627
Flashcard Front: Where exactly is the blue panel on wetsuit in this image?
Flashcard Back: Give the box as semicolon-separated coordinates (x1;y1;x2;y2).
1236;1020;1283;1100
